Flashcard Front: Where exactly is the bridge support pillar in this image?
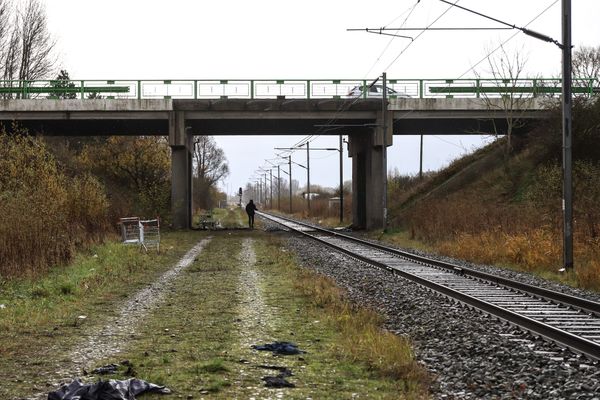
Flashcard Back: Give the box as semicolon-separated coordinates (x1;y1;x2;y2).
348;112;392;230
169;111;193;229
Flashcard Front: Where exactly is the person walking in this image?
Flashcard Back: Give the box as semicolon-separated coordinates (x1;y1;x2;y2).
245;199;258;229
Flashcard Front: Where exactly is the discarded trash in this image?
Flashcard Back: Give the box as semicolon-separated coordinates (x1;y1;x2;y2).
118;217;161;253
252;341;305;355
47;378;171;400
91;363;119;375
0;304;6;309
262;375;295;388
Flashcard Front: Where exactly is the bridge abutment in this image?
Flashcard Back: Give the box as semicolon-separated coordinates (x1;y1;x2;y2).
348;112;392;230
169;111;193;229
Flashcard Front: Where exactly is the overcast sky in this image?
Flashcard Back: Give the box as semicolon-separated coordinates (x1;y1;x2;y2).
40;0;600;194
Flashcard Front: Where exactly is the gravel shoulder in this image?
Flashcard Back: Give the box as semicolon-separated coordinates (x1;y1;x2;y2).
281;228;600;399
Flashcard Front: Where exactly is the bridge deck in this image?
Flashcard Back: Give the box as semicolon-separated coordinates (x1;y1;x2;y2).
0;98;549;136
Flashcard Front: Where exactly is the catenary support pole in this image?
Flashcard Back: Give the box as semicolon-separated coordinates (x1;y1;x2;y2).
277;165;281;211
264;174;267;208
269;169;273;209
419;134;424;179
339;134;344;223
562;0;573;269
382;72;388;230
289;155;293;214
306;142;311;215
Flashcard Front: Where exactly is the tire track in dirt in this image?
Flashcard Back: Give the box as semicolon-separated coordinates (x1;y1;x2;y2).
234;237;287;398
29;238;212;400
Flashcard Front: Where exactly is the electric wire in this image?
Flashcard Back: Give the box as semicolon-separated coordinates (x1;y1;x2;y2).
384;0;460;71
249;0;558;187
279;2;422;154
364;0;421;78
454;0;559;80
431;135;467;150
386;0;559;161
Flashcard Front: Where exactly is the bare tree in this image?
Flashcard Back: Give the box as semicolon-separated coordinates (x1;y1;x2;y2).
192;136;229;209
0;0;55;97
476;44;533;154
573;45;600;81
572;45;600;97
16;0;55;81
0;0;10;60
0;0;18;83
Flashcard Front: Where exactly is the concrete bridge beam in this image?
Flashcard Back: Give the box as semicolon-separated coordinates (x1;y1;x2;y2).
169;111;193;229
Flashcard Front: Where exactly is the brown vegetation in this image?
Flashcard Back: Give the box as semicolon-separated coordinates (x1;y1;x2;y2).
0;129;109;277
294;269;428;389
78;136;171;221
388;96;600;290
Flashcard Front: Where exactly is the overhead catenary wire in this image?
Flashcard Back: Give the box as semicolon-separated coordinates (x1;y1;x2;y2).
364;0;422;78
431;135;467;150
437;0;560;46
453;0;559;80
262;1;462;186
275;1;419;156
384;0;460;71
284;2;419;152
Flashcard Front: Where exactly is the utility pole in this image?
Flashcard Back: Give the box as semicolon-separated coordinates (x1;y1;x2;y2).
263;173;267;208
289;155;292;213
269;169;273;209
277;165;281;211
306;142;311;216
419;134;424;179
382;72;388;230
339;134;344;223
562;0;573;269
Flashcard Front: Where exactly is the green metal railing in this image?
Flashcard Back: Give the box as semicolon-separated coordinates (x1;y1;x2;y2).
0;78;598;100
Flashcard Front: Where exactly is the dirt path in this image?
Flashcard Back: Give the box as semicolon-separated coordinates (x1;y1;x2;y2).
233;238;283;397
21;233;425;399
29;238;211;400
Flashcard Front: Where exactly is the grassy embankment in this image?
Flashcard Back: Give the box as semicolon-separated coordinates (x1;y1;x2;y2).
0;208;428;399
383;98;600;290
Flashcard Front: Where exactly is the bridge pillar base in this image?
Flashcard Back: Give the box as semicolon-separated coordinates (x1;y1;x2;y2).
169;111;192;229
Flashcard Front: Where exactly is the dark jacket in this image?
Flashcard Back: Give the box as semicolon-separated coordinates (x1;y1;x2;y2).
245;201;257;215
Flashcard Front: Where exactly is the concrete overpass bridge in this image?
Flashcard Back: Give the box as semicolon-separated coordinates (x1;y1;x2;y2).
0;77;577;229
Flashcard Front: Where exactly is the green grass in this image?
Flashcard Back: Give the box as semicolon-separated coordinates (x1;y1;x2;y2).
0;230;209;398
213;207;247;228
104;231;427;399
0;230;428;399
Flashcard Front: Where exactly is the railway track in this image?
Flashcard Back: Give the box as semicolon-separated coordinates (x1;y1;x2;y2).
258;211;600;362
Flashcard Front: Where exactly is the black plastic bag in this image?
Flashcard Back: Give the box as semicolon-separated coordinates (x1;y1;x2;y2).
251;341;305;355
47;378;171;400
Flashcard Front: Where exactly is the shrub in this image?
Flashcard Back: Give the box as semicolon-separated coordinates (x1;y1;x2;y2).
0;129;109;277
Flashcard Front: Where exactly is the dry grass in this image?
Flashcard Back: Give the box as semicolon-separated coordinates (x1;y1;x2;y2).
265;194;352;224
294;270;428;387
387;126;600;290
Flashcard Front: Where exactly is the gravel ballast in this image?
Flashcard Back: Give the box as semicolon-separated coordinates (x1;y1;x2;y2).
273;227;600;399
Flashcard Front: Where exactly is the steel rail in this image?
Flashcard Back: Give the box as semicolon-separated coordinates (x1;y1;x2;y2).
259;211;600;315
257;211;600;361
